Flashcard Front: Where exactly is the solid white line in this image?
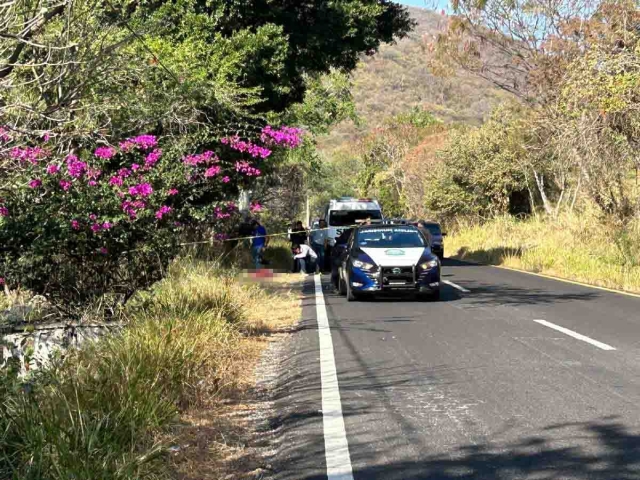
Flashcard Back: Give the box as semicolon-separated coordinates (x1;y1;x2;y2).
533;319;617;351
314;275;354;480
443;280;470;293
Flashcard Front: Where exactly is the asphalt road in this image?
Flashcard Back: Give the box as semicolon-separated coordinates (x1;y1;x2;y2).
272;259;640;480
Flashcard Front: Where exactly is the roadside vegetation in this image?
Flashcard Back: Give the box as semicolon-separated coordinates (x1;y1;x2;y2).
448;214;640;293
0;241;301;479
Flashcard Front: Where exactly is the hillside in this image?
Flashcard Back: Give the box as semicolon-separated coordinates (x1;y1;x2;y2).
319;7;512;151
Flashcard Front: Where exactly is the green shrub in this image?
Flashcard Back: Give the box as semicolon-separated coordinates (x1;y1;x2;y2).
0;259;250;479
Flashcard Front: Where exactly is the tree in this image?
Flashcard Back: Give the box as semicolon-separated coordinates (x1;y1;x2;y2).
430;0;640;103
424;105;528;220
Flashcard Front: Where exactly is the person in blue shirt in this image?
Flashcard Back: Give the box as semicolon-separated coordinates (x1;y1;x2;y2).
251;219;268;269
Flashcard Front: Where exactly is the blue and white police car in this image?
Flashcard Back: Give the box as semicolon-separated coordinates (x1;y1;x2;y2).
337;224;441;301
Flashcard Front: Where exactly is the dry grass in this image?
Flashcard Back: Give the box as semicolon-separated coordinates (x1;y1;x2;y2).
168;271;303;480
1;249;303;479
448;213;640;293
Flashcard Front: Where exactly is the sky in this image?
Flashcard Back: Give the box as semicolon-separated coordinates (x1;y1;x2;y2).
397;0;450;12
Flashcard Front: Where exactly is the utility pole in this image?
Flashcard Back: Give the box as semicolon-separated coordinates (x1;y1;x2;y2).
306;194;310;228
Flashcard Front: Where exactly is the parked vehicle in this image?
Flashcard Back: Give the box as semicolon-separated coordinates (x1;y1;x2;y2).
413;220;446;260
337;224;440;301
323;197;383;247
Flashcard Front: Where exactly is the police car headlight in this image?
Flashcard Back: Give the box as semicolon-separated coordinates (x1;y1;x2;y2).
420;259;439;270
352;259;375;271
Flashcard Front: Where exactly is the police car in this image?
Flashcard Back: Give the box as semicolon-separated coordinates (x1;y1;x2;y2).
336;223;441;301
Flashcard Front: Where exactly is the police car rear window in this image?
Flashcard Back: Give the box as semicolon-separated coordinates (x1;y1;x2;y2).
357;228;425;248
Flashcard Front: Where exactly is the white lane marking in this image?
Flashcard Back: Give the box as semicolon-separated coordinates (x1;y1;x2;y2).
533;319;616;351
314;275;354;480
443;280;470;293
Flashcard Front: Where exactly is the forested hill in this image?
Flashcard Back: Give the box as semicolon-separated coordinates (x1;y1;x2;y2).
320;7;511;150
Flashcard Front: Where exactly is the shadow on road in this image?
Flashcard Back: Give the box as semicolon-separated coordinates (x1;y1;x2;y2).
335;417;640;480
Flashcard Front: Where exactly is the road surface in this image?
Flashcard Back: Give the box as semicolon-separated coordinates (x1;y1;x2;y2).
271;259;640;480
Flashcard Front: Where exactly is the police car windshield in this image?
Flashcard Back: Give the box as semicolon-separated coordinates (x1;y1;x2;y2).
329;210;382;227
357;227;425;248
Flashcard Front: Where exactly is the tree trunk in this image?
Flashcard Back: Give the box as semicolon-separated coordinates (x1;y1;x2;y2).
533;170;553;215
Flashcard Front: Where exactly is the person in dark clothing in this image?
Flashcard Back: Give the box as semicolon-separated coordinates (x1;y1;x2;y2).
289;220;308;246
289;221;308;272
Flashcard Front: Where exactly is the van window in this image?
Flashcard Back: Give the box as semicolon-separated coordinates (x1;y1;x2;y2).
328;210;382;227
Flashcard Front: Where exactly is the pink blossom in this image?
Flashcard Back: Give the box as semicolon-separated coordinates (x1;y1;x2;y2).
235;161;261;177
120;135;157;151
0;277;4;285
122;200;146;218
66;155;87;178
71;220;80;230
222;176;230;183
222;136;271;159
88;180;97;187
250;202;262;213
133;135;157;150
89;214;97;221
131;163;140;171
10;146;48;164
155;205;172;220
102;222;112;230
91;223;102;232
28;179;42;189
144;149;162;168
261;126;303;148
0;207;8;217
108;176;123;187
204;165;221;178
128;183;153;197
168;188;178;196
87;168;102;180
94;146;116;159
119;140;135;152
59;180;72;191
99;247;108;255
42;132;51;142
117;168;131;178
46;164;60;175
0;127;11;143
182;150;218;166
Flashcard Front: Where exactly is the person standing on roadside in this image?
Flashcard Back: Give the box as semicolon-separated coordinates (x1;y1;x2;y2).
310;219;329;273
290;220;308;246
289;220;308;272
251;219;268;269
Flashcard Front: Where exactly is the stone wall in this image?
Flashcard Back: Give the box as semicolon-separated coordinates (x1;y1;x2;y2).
1;322;124;375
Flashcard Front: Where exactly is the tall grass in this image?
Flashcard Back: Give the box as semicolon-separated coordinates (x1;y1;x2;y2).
0;249;298;480
447;213;640;293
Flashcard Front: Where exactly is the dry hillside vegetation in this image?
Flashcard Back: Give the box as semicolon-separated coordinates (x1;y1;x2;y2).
320;7;510;151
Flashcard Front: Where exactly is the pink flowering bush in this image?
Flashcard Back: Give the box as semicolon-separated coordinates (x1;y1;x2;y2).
0;125;303;315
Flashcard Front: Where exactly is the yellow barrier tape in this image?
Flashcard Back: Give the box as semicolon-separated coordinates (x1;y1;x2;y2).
177;222;379;247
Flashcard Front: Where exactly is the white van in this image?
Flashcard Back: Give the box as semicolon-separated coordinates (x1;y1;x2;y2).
323;197;383;246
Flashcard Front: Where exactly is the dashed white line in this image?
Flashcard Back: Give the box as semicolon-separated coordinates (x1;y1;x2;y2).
314;275;354;480
533;319;616;351
443;280;470;293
